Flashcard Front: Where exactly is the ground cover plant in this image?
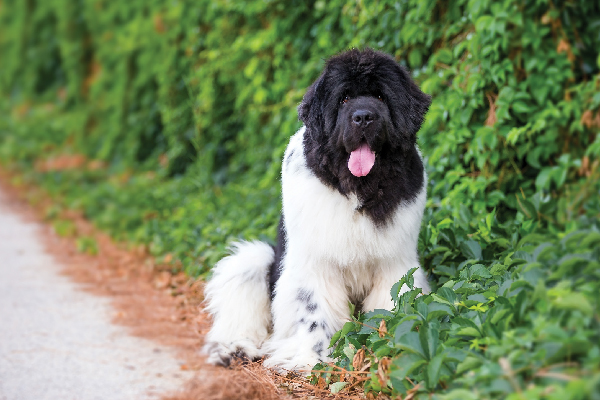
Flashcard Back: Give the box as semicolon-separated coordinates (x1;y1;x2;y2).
1;0;599;398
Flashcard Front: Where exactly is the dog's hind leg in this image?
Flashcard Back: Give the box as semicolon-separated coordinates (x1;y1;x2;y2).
202;241;274;366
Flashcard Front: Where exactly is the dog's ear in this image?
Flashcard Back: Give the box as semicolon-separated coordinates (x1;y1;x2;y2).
390;65;431;149
298;73;325;133
402;65;431;137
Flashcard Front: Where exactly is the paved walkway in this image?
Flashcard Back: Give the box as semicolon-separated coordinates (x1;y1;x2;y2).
0;187;192;400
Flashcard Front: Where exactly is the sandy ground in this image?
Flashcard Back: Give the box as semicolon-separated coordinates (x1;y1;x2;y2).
0;186;196;400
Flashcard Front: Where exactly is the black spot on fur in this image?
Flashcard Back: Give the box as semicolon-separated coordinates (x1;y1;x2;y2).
285;149;295;168
306;303;318;313
232;349;253;366
212;346;256;368
309;321;318;332
269;216;286;300
218;355;232;367
299;48;430;226
297;289;313;303
313;341;324;356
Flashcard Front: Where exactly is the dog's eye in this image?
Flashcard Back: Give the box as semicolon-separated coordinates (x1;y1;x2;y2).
341;96;350;105
377;95;384;102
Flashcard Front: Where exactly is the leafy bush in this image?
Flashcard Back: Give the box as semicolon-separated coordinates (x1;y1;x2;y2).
325;216;600;398
1;0;599;398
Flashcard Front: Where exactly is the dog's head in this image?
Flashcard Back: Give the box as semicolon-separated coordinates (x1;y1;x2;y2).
298;48;431;224
299;48;431;156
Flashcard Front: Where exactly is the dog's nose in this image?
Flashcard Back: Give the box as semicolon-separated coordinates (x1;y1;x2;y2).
352;110;374;127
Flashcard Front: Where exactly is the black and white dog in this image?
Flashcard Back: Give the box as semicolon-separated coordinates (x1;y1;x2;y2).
203;48;431;373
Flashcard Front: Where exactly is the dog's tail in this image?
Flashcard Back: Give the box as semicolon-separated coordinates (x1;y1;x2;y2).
202;241;274;366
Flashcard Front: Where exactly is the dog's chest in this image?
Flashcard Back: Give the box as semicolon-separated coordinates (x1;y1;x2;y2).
283;171;406;265
282;129;423;267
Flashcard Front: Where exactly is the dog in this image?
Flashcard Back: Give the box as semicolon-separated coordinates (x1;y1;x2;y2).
202;48;431;373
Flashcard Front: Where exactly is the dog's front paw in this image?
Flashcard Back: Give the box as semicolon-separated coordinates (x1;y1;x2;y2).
202;339;264;367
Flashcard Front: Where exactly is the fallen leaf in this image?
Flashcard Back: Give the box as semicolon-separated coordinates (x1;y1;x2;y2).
378;319;388;338
377;357;391;386
353;348;366;370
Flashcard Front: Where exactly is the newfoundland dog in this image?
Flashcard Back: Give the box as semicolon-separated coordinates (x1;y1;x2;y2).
203;48;431;373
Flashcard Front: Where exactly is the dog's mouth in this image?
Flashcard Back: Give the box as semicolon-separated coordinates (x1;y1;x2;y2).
348;142;376;177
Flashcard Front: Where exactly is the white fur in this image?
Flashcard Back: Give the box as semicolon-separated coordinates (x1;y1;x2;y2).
202;241;273;365
203;127;430;373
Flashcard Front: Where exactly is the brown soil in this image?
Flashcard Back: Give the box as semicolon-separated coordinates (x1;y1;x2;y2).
0;169;370;400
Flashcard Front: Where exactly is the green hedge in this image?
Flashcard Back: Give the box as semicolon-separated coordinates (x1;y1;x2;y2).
1;0;599;398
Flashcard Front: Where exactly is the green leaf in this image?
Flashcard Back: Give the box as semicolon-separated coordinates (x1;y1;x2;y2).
475;15;493;32
456;327;481;337
535;168;553;190
343;321;358;335
436;287;458;306
343;344;355;361
459;203;472;227
452;317;482;337
419;322;440;360
436;48;453;64
512;101;533;114
490;307;512;324
416;298;429;319
468;264;492;280
551;166;568;188
427;302;454;321
391;280;402;303
581;231;600;248
459;240;482;260
516;197;537;219
329;330;342;348
426;353;445;389
409;49;422;67
390;353;427;383
395;332;427;359
551;292;593;316
329;382;348;394
394;318;418;338
456;356;483;375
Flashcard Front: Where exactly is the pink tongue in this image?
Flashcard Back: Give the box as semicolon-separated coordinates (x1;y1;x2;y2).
348;143;376;177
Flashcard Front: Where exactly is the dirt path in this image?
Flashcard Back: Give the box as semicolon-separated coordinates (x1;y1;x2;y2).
0;185;199;400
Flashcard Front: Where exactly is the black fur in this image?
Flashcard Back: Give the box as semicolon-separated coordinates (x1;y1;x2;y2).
298;48;431;226
269;216;285;300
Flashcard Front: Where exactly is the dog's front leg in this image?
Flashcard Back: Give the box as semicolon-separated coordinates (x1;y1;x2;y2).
263;266;349;374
